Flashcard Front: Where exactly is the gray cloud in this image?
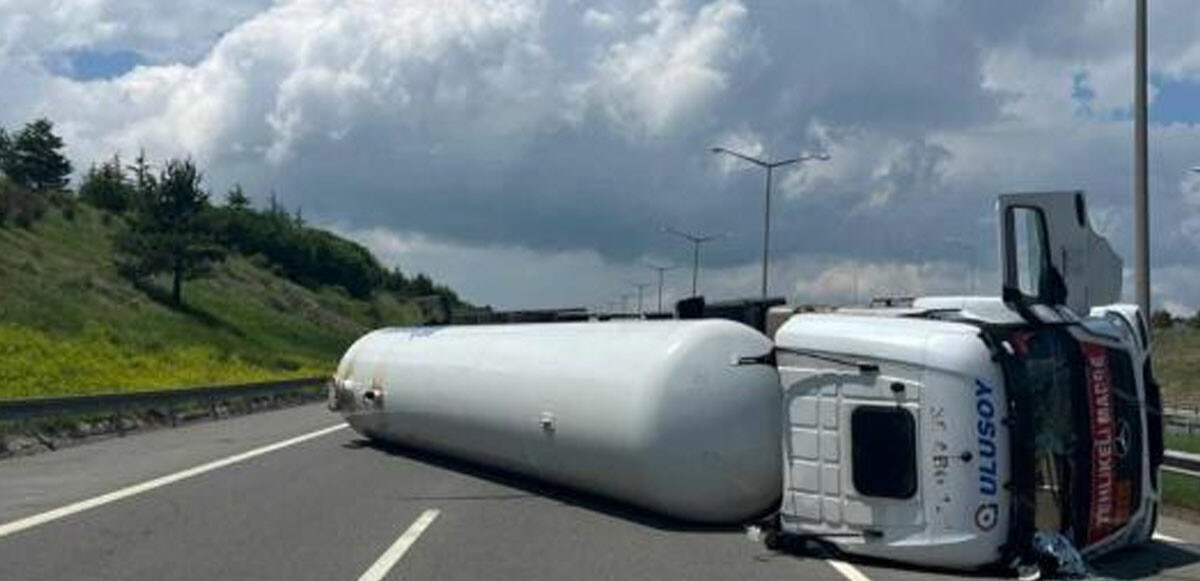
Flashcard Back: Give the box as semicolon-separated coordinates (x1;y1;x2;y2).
3;0;1200;311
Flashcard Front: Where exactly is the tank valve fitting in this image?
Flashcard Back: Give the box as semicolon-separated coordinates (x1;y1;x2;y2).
328;379;355;412
539;412;556;433
362;388;384;408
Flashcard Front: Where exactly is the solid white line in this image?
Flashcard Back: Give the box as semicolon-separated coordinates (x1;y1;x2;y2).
0;423;347;540
1154;532;1185;543
356;509;441;581
826;558;872;581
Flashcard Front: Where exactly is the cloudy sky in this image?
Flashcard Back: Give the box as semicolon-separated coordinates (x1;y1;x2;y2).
4;0;1200;313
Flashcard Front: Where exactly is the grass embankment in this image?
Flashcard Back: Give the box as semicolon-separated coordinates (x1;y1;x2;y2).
1153;324;1200;406
1146;328;1200;511
1166;433;1200;455
0;205;423;399
1164;472;1200;512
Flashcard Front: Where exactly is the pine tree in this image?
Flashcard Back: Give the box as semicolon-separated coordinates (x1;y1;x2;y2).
127;149;156;207
115;158;225;306
225;184;250;210
0;128;11;178
79;155;135;213
4;119;72;190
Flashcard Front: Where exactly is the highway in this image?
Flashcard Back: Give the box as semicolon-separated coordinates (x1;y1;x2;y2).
1;404;1197;581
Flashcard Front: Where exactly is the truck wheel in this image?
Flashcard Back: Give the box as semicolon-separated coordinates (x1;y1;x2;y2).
764;530;781;550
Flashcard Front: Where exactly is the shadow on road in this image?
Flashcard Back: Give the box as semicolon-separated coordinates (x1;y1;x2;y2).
1089;539;1200;580
342;437;751;534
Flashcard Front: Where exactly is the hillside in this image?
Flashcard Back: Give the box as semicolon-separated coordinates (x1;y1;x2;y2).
1154;323;1200;406
0;204;425;399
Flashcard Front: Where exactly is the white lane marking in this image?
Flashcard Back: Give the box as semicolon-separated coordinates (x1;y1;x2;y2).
0;423;348;540
356;509;441;581
1154;532;1184;544
826;558;872;581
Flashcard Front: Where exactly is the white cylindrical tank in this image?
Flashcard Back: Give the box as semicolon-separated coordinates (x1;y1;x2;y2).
332;319;782;523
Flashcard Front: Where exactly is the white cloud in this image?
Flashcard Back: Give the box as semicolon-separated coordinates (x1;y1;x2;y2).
582;8;620;31
0;0;272;62
3;0;1200;312
578;0;749;138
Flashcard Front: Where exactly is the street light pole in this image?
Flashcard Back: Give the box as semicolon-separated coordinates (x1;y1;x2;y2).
630;282;651;315
1134;0;1150;324
711;147;829;298
646;263;678;313
661;226;724;297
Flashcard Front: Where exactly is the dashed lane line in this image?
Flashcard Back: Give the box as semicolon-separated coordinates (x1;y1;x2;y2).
1153;532;1184;544
827;558;873;581
355;509;441;581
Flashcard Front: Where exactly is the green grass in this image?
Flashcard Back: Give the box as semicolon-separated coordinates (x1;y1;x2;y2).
1163;471;1200;512
1154;324;1200;406
1166;433;1200;455
0;204;423;399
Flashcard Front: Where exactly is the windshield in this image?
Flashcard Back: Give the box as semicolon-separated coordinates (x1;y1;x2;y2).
1005;328;1081;538
999;324;1144;549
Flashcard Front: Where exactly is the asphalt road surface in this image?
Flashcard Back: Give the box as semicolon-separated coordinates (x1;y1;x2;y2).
1;403;1197;581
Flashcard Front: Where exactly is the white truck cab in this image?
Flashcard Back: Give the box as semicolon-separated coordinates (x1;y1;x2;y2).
771;192;1162;572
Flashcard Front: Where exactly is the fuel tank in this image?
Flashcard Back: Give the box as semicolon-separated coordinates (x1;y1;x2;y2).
331;319;782;523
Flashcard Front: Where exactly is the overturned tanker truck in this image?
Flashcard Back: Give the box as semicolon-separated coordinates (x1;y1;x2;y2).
329;191;1162;573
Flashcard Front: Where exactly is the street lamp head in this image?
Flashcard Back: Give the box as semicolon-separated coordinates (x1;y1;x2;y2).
710;147;726;154
1191;166;1200;174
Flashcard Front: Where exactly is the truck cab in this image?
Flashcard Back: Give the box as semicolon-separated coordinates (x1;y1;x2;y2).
771;192;1161;572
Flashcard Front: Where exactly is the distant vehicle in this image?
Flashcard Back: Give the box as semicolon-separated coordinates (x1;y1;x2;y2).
329;191;1161;574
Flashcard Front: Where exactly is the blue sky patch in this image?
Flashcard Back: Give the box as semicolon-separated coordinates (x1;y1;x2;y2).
1075;73;1200;125
1151;75;1200;125
48;49;145;81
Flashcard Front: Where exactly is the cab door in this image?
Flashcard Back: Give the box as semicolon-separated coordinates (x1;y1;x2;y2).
998;191;1121;322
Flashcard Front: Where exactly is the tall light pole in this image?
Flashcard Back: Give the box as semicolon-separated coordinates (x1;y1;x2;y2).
646;262;678;313
661;226;724;297
1134;0;1150;325
630;282;651;315
711;147;829;298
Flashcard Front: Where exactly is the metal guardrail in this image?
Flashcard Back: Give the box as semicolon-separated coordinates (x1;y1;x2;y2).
0;376;327;423
1166;407;1200;437
1165;449;1200;478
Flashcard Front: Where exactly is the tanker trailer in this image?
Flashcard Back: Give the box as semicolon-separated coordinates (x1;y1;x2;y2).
328;319;782;523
